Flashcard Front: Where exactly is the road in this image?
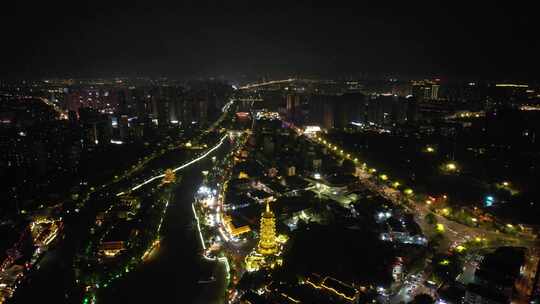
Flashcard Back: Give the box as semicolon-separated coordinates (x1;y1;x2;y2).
303;131;540;303
305;132;538;249
390;272;435;304
345;151;538;253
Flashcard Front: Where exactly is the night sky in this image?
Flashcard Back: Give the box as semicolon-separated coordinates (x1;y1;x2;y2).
1;1;538;80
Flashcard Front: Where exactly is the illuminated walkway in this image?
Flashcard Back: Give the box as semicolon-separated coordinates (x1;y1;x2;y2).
117;134;229;196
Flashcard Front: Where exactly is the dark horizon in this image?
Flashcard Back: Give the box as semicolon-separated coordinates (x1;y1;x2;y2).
1;1;538;81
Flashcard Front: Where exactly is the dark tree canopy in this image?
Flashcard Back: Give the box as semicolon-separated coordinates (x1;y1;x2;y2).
412;293;435;304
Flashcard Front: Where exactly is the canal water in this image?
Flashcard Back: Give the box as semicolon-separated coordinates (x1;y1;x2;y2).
99;142;230;304
10;141;230;304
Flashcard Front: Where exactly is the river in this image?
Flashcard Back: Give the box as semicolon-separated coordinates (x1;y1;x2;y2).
99;140;230;304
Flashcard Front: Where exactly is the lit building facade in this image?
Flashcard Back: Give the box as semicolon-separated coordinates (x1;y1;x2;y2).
257;201;278;255
245;199;284;271
162;168;176;184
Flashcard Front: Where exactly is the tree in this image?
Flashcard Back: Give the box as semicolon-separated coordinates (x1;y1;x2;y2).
341;159;356;175
425;213;437;225
428;233;444;252
411;294;435;304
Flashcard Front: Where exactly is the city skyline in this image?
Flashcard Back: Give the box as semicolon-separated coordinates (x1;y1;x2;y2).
1;2;540;304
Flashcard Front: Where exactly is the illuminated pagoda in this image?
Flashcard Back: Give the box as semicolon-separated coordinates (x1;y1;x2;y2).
245;198;284;272
162;168;176;184
257;200;278;255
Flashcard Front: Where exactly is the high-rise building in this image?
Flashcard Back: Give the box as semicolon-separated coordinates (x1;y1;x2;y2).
406;98;418;122
197;98;208;124
412;80;440;102
431;84;440;100
412;84;428;102
130;87;147;118
160;86;184;125
308;93;366;129
322;98;335;129
117;90;128;115
118;115;129;140
286;94;301;123
158;98;170;127
308;95;334;129
66;90;82;113
361;95;410;126
79;107;112;146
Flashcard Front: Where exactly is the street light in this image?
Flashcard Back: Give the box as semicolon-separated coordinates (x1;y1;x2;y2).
455;245;466;253
436;224;445;233
441;208;450;216
445;162;457;171
425;146;435;153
